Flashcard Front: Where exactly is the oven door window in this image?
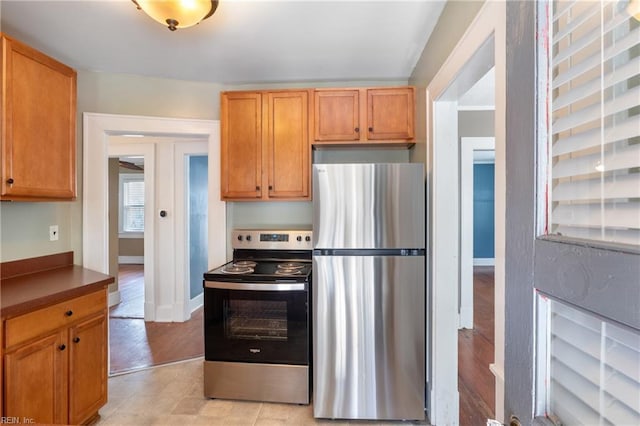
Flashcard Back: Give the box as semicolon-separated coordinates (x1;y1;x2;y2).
204;288;308;365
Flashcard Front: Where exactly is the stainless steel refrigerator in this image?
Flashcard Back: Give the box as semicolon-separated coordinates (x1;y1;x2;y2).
312;163;425;421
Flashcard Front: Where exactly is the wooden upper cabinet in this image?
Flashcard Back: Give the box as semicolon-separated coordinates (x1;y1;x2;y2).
313;86;415;147
221;90;311;201
220;92;263;199
1;33;77;201
367;87;415;140
314;89;360;141
265;91;310;199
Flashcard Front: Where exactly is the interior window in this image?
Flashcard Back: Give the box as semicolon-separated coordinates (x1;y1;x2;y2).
547;0;640;248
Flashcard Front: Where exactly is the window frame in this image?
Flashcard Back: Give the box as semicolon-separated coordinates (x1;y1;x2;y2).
537;0;640;255
119;173;145;237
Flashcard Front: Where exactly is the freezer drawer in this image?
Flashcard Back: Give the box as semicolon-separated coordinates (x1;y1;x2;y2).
312;255;425;420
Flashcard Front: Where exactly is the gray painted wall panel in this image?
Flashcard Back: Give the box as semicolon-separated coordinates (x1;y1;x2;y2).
535;240;640;330
505;0;536;421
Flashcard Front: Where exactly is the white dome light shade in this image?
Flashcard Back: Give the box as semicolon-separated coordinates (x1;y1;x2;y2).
133;0;219;31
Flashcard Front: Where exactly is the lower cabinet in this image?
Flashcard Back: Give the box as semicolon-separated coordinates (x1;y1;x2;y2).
3;289;107;425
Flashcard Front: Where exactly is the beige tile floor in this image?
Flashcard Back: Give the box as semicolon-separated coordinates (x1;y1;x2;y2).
97;357;430;425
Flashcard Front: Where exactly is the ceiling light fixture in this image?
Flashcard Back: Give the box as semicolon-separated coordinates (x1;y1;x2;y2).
132;0;219;31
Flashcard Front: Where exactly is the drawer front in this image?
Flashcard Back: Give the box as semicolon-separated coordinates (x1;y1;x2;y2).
5;289;106;349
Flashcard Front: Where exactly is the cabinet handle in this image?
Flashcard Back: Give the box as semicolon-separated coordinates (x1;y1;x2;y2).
368;127;373;132
355;127;359;132
58;344;66;351
73;337;81;343
65;310;73;317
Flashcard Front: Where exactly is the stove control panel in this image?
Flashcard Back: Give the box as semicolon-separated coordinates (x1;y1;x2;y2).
232;229;313;250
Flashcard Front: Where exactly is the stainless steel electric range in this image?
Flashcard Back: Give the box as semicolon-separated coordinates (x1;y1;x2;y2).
203;228;312;405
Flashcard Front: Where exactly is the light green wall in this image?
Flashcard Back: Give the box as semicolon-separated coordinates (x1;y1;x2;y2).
0;67;410;264
409;0;486;166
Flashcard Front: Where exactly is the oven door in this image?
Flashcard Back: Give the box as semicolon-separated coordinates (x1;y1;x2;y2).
204;281;308;365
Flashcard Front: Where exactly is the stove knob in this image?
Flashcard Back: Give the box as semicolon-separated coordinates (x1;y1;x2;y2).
305;236;311;242
246;235;252;242
296;236;302;242
237;235;243;241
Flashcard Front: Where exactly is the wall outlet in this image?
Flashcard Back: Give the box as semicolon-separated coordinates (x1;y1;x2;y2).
49;225;59;241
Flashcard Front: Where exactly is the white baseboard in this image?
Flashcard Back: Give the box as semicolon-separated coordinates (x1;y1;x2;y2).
119;255;144;264
190;292;204;313
155;304;175;322
458;307;473;330
474;257;495;266
108;290;121;307
144;302;156;322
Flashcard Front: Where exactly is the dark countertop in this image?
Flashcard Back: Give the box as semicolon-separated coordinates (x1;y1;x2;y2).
1;252;114;320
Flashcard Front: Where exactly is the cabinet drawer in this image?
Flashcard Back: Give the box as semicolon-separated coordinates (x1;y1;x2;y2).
5;290;106;349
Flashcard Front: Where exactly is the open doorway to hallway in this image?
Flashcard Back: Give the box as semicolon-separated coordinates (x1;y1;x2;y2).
106;140;210;374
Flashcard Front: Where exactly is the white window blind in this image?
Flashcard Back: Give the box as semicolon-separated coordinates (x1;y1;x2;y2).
120;175;144;233
541;297;640;425
549;0;640;247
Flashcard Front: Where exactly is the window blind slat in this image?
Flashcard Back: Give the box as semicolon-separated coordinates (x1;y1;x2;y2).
552;56;640;112
553;0;580;24
553;225;640;245
552;1;600;45
552;202;640;229
552;142;640;178
553;174;640;201
552;86;640;134
552;115;640;156
552;25;640;90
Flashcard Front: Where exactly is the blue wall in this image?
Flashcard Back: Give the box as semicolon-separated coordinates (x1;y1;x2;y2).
473;163;495;258
189;156;208;299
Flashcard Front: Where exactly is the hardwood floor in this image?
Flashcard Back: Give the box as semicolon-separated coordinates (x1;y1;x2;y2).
109;264;204;375
459;266;496;425
110;264;496;423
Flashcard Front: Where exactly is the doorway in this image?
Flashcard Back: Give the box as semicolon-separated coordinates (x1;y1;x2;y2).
107;138;209;322
82;113;226;373
425;1;506;424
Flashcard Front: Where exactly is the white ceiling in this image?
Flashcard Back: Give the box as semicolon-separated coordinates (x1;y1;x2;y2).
1;0;447;85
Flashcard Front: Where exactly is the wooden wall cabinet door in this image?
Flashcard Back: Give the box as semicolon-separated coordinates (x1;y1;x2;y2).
68;313;108;425
220;92;263;200
221;90;311;201
314;89;360;141
366;87;415;140
4;332;69;424
313;86;415;147
265;91;310;199
1;33;77;201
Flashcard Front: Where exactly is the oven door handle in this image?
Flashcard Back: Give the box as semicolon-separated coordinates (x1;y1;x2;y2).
204;281;306;292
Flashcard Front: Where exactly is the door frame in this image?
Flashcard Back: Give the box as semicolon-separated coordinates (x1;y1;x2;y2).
425;1;506;424
82;113;226;322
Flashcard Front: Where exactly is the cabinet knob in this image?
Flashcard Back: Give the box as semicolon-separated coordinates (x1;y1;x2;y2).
355;127;359;132
6;178;14;184
159;210;167;218
65;310;73;317
73;337;81;343
58;344;66;351
368;127;373;132
256;186;260;191
269;185;273;190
